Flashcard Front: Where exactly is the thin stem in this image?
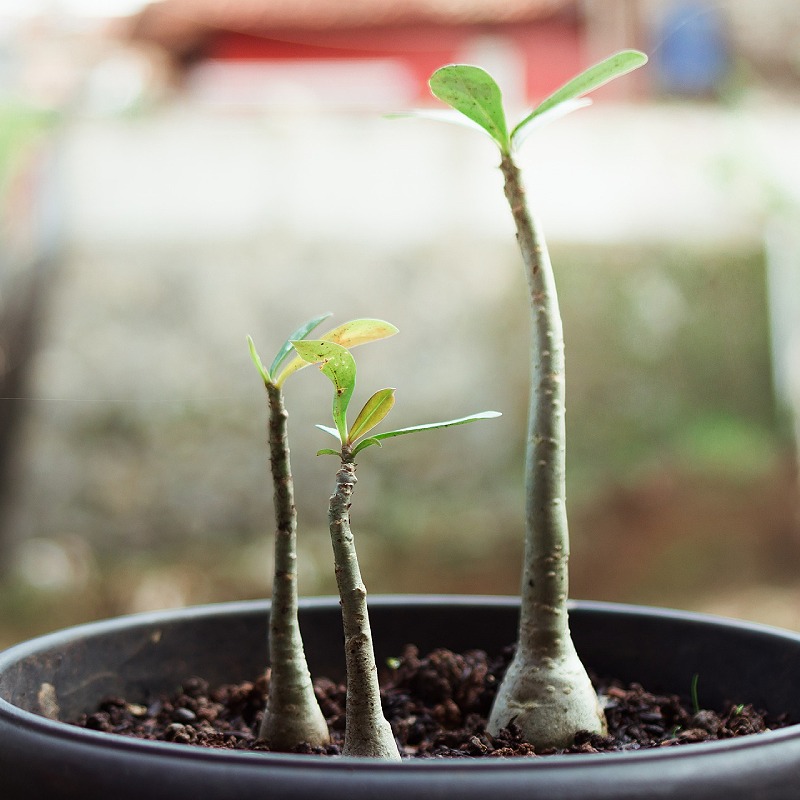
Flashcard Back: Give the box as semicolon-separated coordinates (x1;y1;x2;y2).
258;383;329;748
328;450;400;760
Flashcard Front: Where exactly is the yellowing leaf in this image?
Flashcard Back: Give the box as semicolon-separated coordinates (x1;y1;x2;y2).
275;318;397;386
323;318;399;349
348;388;396;445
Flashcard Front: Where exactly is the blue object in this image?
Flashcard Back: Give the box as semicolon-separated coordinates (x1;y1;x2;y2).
654;1;729;95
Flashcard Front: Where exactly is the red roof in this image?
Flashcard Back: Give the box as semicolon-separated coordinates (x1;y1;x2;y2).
129;0;575;55
134;0;570;30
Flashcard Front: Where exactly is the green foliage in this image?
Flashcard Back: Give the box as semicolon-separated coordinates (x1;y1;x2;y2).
275;318;398;387
248;316;398;388
352;411;502;456
428;50;648;155
511;50;648;143
268;312;333;379
349;388;396;444
291;340;356;442
427;65;510;153
247;335;272;385
291;339;500;456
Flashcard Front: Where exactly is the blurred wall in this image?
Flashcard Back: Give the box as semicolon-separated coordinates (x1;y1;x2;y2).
4;0;800;644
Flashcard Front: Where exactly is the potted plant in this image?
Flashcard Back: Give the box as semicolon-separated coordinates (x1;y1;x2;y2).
3;52;800;800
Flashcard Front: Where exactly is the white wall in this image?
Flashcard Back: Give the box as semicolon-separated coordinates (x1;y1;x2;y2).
58;102;800;249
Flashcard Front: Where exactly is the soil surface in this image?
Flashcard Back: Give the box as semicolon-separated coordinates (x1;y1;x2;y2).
72;644;790;758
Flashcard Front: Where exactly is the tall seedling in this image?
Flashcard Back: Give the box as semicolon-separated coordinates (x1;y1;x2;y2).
422;51;647;749
293;338;499;759
248;316;398;750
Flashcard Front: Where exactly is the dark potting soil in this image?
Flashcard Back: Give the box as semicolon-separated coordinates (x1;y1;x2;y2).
71;644;790;758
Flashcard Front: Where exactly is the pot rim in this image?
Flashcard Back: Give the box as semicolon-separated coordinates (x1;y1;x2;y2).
2;595;799;771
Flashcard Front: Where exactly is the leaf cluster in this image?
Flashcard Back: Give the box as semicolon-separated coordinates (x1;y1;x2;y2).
426;50;647;155
248;315;398;389
291;340;500;457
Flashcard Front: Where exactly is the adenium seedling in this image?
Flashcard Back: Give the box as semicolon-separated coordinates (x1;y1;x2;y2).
247;316;397;750
292;337;499;759
419;51;647;749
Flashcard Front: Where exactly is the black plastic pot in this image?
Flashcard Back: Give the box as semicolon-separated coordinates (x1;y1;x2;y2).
2;596;800;799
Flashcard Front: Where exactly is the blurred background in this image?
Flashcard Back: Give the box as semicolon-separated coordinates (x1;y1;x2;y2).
1;0;800;648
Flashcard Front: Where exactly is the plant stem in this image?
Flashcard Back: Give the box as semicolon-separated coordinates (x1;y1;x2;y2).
328;450;400;760
258;383;330;749
486;153;605;748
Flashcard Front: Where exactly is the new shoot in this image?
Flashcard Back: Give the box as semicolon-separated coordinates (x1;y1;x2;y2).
293;337;499;760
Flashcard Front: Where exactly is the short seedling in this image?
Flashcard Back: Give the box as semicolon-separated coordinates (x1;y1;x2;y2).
293;337;499;759
247;316;398;750
420;51;647;749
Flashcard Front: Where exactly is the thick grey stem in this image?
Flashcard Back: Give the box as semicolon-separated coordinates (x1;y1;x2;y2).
487;154;605;748
258;383;329;749
329;452;400;761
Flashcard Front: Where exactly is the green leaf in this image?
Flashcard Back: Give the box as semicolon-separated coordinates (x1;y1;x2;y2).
352;410;501;455
247;335;271;385
276;318;398;386
268;312;332;380
348;388;396;445
316;448;341;457
429;65;510;153
511;50;647;144
351;437;383;456
292;340;356;443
